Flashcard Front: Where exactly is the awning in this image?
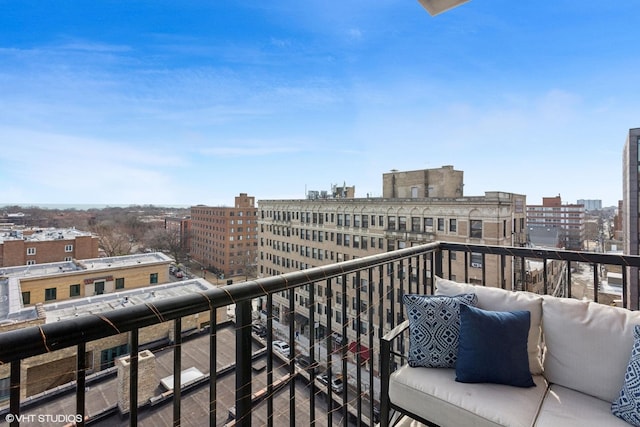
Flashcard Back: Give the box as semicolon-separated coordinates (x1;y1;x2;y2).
348;342;370;362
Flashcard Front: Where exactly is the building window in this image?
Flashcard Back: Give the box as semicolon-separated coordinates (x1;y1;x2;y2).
26;260;36;265
22;291;30;305
27;247;36;255
411;217;421;232
437;218;445;231
45;288;57;301
65;244;73;252
424;217;433;232
449;219;457;233
70;284;80;297
116;278;125;289
398;216;407;231
0;377;9;401
471;252;483;268
470;220;483;239
64;256;73;262
150;273;158;284
388;216;396;230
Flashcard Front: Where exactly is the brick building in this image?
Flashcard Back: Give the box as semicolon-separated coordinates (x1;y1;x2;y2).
190;193;258;278
0;227;99;267
257;166;527;370
526;196;586;250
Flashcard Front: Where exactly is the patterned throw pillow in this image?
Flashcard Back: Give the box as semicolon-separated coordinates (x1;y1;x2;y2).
612;325;640;426
403;293;478;368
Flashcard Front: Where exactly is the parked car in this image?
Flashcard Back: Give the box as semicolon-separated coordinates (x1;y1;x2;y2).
252;323;267;337
174;270;184;278
272;340;290;357
295;355;318;371
316;374;343;394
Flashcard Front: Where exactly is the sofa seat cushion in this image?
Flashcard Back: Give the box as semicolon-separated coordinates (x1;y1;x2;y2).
534;384;631;427
542;296;640;402
389;365;547;427
435;277;544;375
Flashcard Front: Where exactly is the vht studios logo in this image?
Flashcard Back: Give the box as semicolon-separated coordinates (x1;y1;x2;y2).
5;413;83;424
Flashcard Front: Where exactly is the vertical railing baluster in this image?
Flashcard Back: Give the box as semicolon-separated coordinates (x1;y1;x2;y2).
481;253;487;285
355;271;362;425
368;267;375;426
9;360;19;427
500;254;506;290
77;342;86;427
593;263;599;303
288;288;295;427
622;267;628;309
309;281;316;426
341;273;348;425
543;258;548;295
173;318;182;426
567;260;573;299
130;328;139;427
520;257;526;292
266;293;274;427
210;309;217;427
236;300;252;427
377;265;384;376
325;278;333;427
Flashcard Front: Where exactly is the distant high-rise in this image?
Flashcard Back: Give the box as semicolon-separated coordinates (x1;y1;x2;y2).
623;128;640;309
577;199;602;211
526;196;585;250
190;193;258;279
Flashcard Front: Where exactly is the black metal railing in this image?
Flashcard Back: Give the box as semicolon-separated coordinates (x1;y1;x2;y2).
0;241;639;426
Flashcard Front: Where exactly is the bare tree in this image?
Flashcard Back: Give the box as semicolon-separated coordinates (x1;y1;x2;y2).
237;250;258;281
91;220;133;256
143;227;189;264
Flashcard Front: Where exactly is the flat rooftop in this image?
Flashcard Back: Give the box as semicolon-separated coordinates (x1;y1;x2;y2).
43;278;217;323
0;227;93;243
0;252;173;280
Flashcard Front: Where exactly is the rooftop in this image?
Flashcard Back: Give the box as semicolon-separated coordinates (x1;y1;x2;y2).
0;252;173;280
0;227;93;243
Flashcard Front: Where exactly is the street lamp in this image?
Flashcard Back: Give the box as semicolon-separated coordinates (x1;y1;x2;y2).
417;0;469;16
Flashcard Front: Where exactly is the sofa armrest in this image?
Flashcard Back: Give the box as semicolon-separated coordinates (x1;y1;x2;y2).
380;320;410;427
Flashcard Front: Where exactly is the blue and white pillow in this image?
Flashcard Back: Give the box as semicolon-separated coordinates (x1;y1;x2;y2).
403;293;477;368
612;325;640;426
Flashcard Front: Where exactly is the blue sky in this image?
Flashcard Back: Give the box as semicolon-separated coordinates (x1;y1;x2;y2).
0;1;638;208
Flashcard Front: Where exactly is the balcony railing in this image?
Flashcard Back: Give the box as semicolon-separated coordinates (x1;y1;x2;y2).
1;241;640;426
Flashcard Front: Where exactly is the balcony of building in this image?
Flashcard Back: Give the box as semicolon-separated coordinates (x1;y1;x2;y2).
0;241;639;426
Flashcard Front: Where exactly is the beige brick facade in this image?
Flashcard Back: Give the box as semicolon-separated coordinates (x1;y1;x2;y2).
258;168;526;371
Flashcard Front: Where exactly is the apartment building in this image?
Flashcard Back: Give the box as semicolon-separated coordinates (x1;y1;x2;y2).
526;196;585;250
0;252;173;307
0;252;224;400
623;128;640;309
190;193;259;278
0;227;99;267
257;166;527;367
164;215;192;252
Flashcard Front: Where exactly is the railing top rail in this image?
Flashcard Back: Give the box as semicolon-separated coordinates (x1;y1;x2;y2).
439;242;640;267
0;242;440;363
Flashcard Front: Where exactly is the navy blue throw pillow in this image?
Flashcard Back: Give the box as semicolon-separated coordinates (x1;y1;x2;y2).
455;304;535;388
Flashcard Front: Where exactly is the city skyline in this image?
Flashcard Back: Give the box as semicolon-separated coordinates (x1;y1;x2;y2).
1;1;638;208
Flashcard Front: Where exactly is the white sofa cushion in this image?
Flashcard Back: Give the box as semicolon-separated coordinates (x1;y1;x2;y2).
534;384;631;427
389;365;547;427
435;277;544;375
542;296;640;402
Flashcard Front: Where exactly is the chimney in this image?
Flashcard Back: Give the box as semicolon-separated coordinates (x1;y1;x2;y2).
117;350;157;413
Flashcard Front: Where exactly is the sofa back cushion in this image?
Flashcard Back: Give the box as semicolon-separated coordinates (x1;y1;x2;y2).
435;276;544;375
542;296;640;402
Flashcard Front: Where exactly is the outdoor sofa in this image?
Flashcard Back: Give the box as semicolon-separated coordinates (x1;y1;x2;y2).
380;276;640;427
